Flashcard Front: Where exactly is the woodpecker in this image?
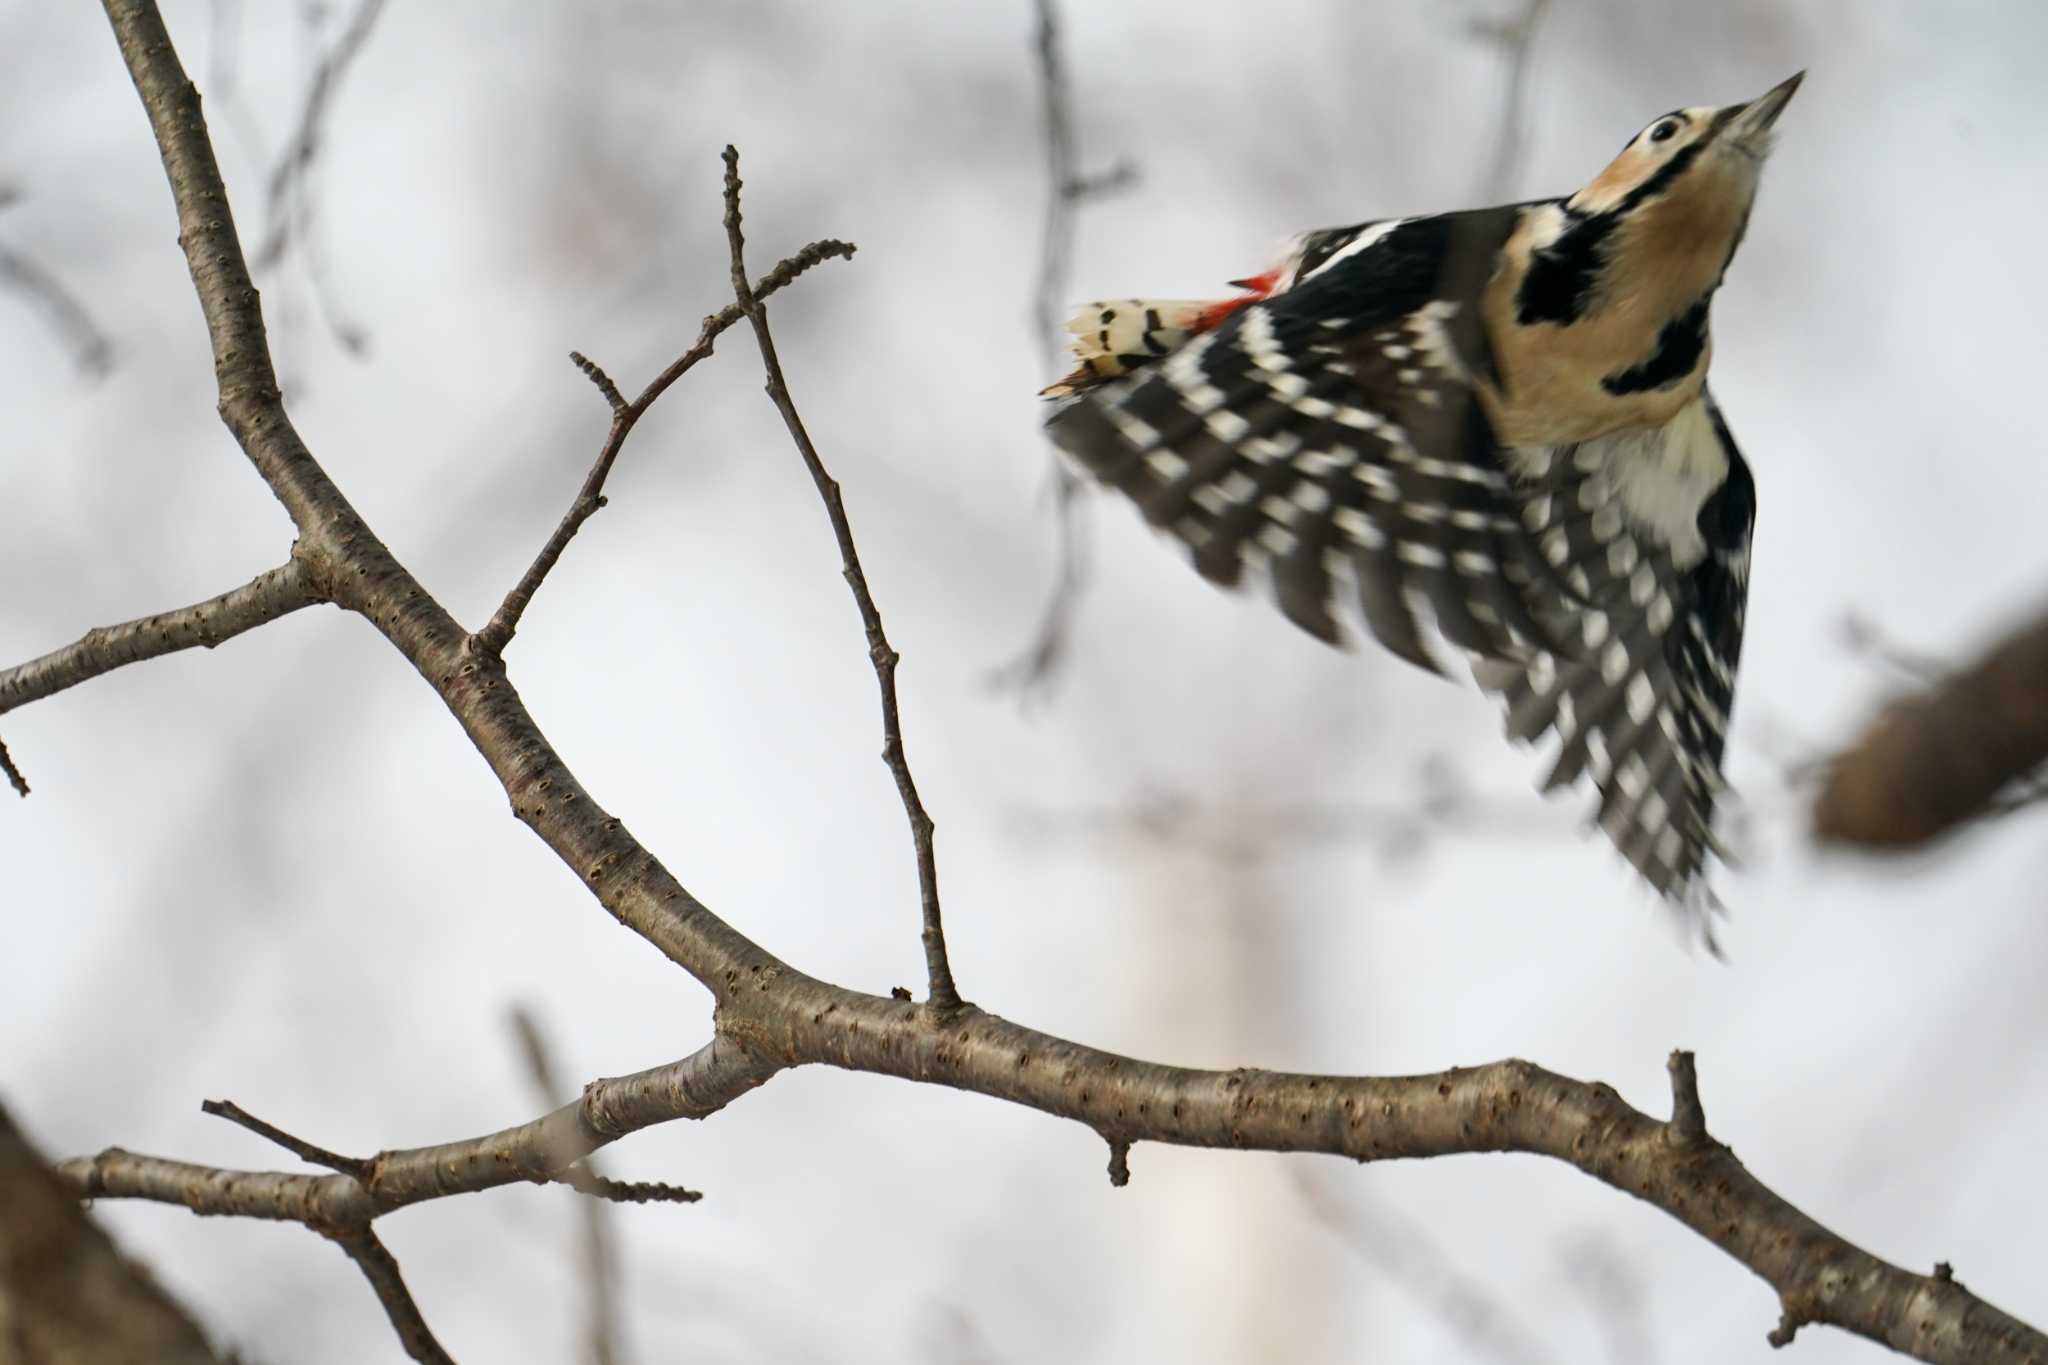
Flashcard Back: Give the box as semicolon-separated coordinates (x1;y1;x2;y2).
1042;74;1801;909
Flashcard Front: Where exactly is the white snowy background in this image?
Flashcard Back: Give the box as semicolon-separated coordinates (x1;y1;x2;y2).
4;2;2046;1361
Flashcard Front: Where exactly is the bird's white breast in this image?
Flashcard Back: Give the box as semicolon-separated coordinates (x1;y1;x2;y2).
1508;397;1726;569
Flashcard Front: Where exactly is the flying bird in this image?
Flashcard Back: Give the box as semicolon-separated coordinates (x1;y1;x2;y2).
1042;74;1802;908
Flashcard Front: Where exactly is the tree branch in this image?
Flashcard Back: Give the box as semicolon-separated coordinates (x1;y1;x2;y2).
64;1031;2045;1363
1814;603;2048;847
56;1035;772;1224
722;145;961;1012
0;560;317;719
63;5;2048;1360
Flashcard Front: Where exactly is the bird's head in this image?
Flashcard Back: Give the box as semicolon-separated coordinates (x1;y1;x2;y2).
1550;72;1801;316
1570;73;1803;220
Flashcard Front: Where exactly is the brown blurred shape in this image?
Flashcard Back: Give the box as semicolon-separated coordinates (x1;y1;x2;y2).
0;1102;224;1365
1815;605;2048;847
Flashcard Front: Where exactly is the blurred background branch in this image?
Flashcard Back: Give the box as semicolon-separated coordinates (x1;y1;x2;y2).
0;187;114;379
989;0;1136;699
1814;601;2048;847
514;1007;628;1365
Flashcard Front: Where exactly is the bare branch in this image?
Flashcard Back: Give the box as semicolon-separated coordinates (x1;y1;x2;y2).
471;239;855;657
201;1097;371;1179
1814;602;2048;848
723;145;961;1012
0;561;318;719
330;1229;457;1365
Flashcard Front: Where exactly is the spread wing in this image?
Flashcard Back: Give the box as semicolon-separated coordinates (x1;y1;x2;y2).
1044;207;1566;670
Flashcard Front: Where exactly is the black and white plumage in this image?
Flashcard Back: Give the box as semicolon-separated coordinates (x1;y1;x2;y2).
1042;75;1796;907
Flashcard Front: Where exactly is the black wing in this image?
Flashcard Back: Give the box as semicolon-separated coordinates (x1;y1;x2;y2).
1045;207;1561;670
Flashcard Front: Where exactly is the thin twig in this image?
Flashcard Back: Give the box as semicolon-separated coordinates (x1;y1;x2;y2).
722;145;961;1012
0;562;318;719
472;240;855;657
552;1167;702;1207
331;1230;458;1365
0;241;115;377
513;1007;627;1365
569;351;627;414
990;0;1136;698
200;1098;370;1179
0;736;26;797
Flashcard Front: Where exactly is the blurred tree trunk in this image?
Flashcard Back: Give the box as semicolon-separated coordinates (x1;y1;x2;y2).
0;1102;223;1365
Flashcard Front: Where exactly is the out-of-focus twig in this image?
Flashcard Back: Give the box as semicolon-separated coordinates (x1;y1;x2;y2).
1814;604;2048;847
245;0;388;355
251;0;387;272
1562;1233;1658;1365
0;237;115;378
1014;756;1569;872
1293;1168;1561;1365
991;0;1137;699
1840;610;1949;685
513;1007;626;1365
1466;0;1554;203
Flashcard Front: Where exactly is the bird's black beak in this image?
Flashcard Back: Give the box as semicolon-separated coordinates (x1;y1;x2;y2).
1727;71;1804;154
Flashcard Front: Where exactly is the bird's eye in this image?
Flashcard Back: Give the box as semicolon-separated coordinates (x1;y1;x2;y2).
1649;120;1680;144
